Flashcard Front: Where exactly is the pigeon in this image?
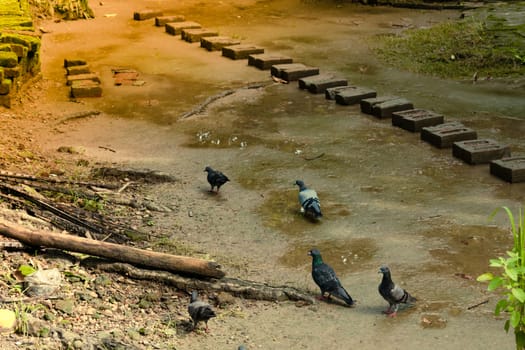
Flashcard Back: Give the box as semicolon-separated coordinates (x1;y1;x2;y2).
295;180;322;219
188;291;216;332
378;265;416;317
238;346;247;350
308;249;354;306
204;166;230;193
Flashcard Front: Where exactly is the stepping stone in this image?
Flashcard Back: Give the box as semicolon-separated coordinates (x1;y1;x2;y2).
200;36;241;51
490;157;525;183
222;44;264;60
453;139;511;165
70;80;102;98
133;9;163;21
66;65;90;75
248;53;293;70
392;109;444;132
155;15;185;27
360;96;399;115
372;98;414;119
421;122;478;148
271;63;319;82
165;21;201;36
64;58;87;68
66;73;100;86
325;86;352;100
298;74;347;94
182;28;218;43
334;86;377;105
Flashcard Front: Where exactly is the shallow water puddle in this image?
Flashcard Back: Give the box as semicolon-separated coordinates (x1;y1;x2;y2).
422;223;512;277
279;237;378;274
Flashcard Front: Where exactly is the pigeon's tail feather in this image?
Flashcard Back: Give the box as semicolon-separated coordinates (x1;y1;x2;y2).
336;286;354;306
400;290;416;304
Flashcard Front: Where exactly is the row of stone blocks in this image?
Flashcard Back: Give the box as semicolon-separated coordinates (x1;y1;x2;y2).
133;9;524;183
0;0;41;107
64;59;102;98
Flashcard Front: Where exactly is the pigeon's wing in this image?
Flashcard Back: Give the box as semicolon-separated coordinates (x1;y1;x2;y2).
299;189;319;206
189;301;216;323
312;263;340;292
390;284;406;302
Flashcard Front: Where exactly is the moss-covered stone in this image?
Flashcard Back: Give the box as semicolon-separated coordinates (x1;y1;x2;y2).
0;78;12;95
0;51;17;67
0;33;40;53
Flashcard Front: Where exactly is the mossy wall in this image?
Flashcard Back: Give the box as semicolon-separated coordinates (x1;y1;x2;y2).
0;0;41;108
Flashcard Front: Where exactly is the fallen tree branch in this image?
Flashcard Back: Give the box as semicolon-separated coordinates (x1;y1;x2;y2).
180;82;273;119
0;169;120;189
85;259;315;304
0;220;225;279
467;299;489;310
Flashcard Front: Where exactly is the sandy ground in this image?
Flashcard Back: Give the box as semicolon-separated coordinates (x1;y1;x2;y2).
0;0;523;349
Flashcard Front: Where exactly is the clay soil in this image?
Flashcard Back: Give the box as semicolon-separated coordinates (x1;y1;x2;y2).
0;0;522;349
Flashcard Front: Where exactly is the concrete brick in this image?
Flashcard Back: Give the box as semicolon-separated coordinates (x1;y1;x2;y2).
71;80;102;98
392;108;444;132
165;21;201;36
298;74;347;94
181;28;218;43
64;58;87;68
490;157;525;183
270;63;306;78
360;96;399;115
270;63;319;82
453;139;511;164
155;15;185;26
66;73;101;86
421;122;478;148
248;53;293;70
133;9;163;21
334;86;377;105
372;98;414;119
200;36;241;51
3;66;20;78
0;94;11;108
67;64;90;75
0;79;11;95
222;44;264;60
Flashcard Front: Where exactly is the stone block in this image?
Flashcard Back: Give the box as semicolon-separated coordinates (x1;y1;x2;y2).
270;63;319;82
222;44;264;60
0;67;4;81
334;86;377;105
360;96;399;115
71;80;102;98
182;28;218;43
165;21;201;36
0;51;18;68
372;98;414;119
0;94;11;108
4;66;20;78
248;53;293;70
453;139;511;165
10;44;27;58
490;157;525;183
63;58;86;68
155;15;185;27
200;36;241;51
66;73;101;86
421;122;478;148
0;79;11;95
133;9;163;21
325;86;351;100
66;64;90;75
298;74;347;94
392;109;444;132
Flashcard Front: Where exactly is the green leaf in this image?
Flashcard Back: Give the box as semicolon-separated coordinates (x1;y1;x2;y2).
495;299;509;315
512;288;525;303
489;259;504;267
477;273;494;282
504;320;511;333
488;277;504;291
505;266;519;281
18;264;36;277
511;310;521;328
516;331;525;348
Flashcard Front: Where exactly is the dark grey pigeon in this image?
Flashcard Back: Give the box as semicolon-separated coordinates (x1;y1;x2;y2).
295;180;322;219
378;265;416;317
204;166;230;193
308;249;354;306
238;346;247;350
188;291;216;332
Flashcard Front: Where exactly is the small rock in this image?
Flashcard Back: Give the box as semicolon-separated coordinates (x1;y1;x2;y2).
420;313;447;329
55;299;75;315
0;309;16;334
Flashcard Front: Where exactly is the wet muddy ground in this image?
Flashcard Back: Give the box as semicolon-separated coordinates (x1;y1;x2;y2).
15;0;525;348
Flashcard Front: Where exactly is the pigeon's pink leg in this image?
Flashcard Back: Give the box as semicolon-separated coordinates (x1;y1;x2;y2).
387;312;398;318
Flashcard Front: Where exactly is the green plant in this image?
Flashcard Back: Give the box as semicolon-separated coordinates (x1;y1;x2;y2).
478;206;525;349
